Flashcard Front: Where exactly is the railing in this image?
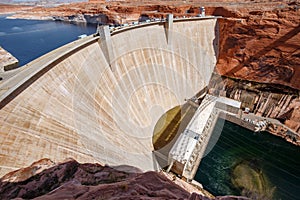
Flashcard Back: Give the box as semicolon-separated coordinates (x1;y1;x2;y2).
106;15;221;36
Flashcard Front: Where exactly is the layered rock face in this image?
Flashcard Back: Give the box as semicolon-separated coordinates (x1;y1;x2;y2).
0;3;32;14
215;2;300;89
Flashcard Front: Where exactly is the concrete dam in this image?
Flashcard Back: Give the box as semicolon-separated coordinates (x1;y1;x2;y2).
0;17;219;177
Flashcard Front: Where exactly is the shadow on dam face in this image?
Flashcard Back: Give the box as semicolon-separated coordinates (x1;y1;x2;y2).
153;104;197;151
0;18;219;176
152;103;198;169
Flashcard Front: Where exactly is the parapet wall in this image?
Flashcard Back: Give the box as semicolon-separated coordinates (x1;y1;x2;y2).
0;46;19;72
0;18;218;176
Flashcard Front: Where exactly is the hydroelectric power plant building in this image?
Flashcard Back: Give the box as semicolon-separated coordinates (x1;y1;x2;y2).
0;14;223;178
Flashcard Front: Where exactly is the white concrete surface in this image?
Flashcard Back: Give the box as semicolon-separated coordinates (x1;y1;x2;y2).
0;18;219;176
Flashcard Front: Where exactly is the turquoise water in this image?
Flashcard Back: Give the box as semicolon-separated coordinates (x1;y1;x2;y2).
195;118;300;199
0;15;96;66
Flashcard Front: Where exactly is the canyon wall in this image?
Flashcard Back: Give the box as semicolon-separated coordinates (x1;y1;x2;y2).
215;2;300;89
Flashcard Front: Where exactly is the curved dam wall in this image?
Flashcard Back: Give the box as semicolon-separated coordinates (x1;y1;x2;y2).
0;18;218;176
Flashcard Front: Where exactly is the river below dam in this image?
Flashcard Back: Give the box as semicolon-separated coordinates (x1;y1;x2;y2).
0;15;96;66
195;118;300;200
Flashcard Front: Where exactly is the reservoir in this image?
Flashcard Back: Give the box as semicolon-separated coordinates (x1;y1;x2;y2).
195;118;300;200
0;15;96;66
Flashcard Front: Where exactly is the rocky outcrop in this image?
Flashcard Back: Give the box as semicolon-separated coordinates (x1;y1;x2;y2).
0;158;251;200
53;13;109;24
0;46;19;72
0;158;189;199
215;2;300;89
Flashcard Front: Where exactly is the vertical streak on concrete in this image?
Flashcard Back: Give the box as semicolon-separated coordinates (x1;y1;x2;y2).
165;14;173;47
98;26;113;70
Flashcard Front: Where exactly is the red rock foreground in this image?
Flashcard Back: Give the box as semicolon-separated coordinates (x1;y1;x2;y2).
0;158;248;200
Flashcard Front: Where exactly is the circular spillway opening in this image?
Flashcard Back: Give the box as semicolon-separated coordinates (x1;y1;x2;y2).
152;103;198;151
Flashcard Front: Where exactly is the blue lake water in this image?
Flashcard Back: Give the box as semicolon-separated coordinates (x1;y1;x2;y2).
0;15;96;66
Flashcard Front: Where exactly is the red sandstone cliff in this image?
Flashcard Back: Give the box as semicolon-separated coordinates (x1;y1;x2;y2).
215;3;300;90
